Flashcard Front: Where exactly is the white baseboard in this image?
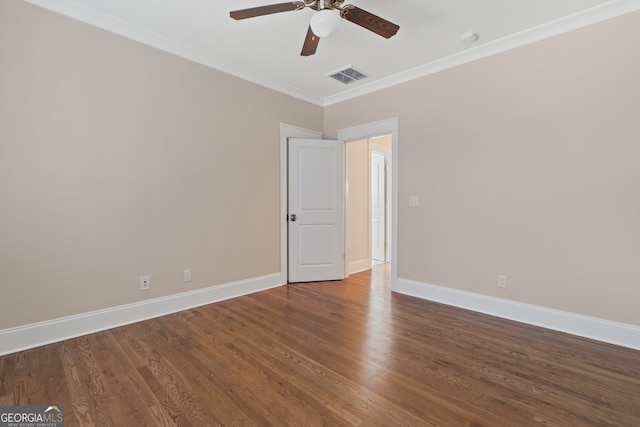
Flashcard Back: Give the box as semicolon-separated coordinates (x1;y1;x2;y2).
348;258;371;275
5;274;637;355
394;277;640;351
0;273;283;356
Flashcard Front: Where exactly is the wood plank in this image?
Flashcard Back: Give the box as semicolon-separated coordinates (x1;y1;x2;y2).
1;264;639;426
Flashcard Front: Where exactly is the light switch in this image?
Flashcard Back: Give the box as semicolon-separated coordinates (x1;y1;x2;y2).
409;196;419;207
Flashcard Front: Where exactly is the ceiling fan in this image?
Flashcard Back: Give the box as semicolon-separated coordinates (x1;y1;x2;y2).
230;0;399;56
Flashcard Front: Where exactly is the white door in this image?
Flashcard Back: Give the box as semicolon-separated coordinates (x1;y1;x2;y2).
288;138;345;282
371;153;386;262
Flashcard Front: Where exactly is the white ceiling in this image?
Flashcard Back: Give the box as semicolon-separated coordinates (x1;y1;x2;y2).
25;0;639;106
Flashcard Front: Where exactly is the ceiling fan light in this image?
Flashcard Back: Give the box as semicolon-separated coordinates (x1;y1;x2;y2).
310;9;341;38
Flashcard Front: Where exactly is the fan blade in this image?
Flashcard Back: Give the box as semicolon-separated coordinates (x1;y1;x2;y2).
301;26;320;56
342;6;399;39
230;2;301;20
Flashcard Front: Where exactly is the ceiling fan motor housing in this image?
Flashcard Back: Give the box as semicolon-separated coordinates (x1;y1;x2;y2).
230;0;399;56
305;0;347;12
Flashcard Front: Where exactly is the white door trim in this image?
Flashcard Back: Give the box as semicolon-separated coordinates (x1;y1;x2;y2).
337;117;399;286
280;123;323;283
280;118;399;285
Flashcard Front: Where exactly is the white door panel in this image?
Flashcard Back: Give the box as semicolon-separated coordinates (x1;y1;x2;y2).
298;224;337;265
289;138;345;282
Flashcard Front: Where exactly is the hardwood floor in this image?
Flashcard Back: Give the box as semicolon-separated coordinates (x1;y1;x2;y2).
2;264;639;426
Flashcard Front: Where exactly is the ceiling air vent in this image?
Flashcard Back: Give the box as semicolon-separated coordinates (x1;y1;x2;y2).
327;66;368;84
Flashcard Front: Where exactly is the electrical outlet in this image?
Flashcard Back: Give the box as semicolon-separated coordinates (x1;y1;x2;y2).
409;196;419;207
139;275;150;291
498;275;508;289
183;269;192;283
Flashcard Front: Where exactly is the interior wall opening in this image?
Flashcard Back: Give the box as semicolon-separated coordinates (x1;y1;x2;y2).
345;134;393;274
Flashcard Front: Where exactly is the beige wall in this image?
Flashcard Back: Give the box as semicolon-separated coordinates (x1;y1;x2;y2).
3;0;639;332
0;0;322;328
369;135;392;156
346;139;369;269
325;11;640;326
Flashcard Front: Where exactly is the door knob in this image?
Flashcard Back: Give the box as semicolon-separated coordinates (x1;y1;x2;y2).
290;214;297;222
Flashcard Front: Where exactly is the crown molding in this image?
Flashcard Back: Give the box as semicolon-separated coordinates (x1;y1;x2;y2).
23;0;325;105
323;0;640;106
23;0;640;107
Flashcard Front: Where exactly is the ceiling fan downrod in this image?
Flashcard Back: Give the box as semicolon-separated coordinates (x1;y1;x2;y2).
297;0;352;14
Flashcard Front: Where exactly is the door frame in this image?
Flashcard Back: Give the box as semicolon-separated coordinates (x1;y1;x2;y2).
280;117;399;286
337;118;399;286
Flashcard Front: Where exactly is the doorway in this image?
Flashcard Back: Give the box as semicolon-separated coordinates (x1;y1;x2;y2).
280;117;399;284
345;135;392;274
